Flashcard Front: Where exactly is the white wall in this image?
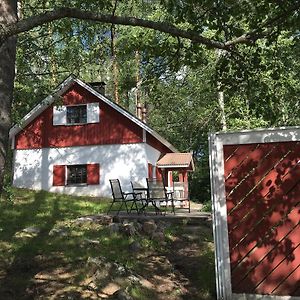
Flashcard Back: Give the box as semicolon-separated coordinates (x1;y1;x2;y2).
13;143;161;197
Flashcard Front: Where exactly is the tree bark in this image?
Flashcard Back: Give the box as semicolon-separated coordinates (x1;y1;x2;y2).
0;0;17;193
135;50;142;113
216;49;227;132
110;25;119;104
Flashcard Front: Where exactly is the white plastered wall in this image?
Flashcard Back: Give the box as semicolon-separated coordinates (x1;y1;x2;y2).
13;143;161;197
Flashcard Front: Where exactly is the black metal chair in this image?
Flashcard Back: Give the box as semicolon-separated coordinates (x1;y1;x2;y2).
146;178;175;215
130;181;148;206
107;179;139;215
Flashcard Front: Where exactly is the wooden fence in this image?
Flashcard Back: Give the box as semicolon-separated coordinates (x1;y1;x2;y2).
209;128;300;300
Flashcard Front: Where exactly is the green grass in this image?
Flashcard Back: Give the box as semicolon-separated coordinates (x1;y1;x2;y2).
0;189;111;293
0;188;215;299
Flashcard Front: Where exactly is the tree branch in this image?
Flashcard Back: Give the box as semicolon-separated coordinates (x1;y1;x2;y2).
1;3;300;51
0;7;228;50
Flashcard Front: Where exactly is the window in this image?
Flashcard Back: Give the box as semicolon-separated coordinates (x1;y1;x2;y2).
67;165;87;185
53;163;100;186
66;105;87;124
53;103;100;126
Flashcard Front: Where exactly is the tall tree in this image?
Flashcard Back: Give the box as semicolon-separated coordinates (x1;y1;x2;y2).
0;0;17;193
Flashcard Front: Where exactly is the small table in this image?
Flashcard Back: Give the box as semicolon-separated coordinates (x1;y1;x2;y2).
132;187;148;213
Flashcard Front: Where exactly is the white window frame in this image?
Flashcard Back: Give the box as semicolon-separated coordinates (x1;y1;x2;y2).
53;102;100;126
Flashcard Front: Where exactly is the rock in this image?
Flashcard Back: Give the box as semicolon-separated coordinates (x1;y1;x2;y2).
122;223;136;236
23;226;40;234
86;257;111;275
113;289;133;300
75;216;94;224
113;263;127;276
96;215;113;225
87;281;97;291
127;274;140;283
84;239;100;245
102;282;121;296
93;268;111;282
142;220;157;235
128;241;141;253
134;222;143;233
48;227;68;237
75;215;112;225
157;221;170;231
108;223;120;234
152;231;165;242
112;215;121;223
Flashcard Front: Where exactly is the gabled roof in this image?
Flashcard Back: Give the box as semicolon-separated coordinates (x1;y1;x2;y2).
9;75;177;152
157;153;194;171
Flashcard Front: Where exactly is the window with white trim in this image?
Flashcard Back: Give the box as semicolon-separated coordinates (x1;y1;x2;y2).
53;102;100;126
66;105;87;124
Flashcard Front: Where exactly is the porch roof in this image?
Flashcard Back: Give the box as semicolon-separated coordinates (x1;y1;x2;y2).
157;153;194;171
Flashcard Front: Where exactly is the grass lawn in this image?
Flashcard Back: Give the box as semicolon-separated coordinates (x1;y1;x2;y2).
0;188;215;299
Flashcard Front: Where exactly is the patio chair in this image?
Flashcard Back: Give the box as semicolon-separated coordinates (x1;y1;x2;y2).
107;179;139;215
172;182;191;213
146;178;175;215
130;181;148;203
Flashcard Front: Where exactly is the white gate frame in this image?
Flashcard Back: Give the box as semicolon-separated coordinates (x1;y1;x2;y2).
209;127;300;300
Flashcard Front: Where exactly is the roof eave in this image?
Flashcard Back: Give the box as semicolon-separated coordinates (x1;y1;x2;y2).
9;75;75;139
157;164;190;168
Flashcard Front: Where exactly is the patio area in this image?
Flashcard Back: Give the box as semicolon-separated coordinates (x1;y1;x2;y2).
107;201;211;226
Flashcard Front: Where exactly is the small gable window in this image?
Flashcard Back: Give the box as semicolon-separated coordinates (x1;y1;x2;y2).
53;102;100;126
66;105;87;124
67;164;87;185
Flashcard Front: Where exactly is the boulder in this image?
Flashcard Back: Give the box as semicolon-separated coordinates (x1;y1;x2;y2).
113;289;133;300
108;223;120;234
23;226;40;234
142;220;157;235
122;223;136;237
152;231;165;243
128;241;141;253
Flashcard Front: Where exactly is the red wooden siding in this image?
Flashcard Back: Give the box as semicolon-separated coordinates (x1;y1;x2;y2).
156;167;162;181
87;163;100;185
53;165;65;186
223;141;300;296
148;163;153;179
15;83;143;149
146;132;172;155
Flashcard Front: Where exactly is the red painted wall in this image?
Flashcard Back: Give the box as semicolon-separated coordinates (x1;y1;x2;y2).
15;83;144;149
146;132;172;154
223;141;300;296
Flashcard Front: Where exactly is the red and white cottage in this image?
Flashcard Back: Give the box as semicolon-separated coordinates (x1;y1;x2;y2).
9;76;193;197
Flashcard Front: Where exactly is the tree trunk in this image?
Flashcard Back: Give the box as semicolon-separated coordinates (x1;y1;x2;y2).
217;89;227;131
0;0;17;193
216;49;227;131
135;50;142;115
111;25;119;104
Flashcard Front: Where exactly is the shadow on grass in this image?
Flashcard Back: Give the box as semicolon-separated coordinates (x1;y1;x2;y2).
0;189;110;299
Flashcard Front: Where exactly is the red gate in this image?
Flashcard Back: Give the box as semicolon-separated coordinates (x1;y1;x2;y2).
210;128;300;300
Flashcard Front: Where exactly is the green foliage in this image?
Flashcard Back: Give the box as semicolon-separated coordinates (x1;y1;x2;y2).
1;173;15;203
